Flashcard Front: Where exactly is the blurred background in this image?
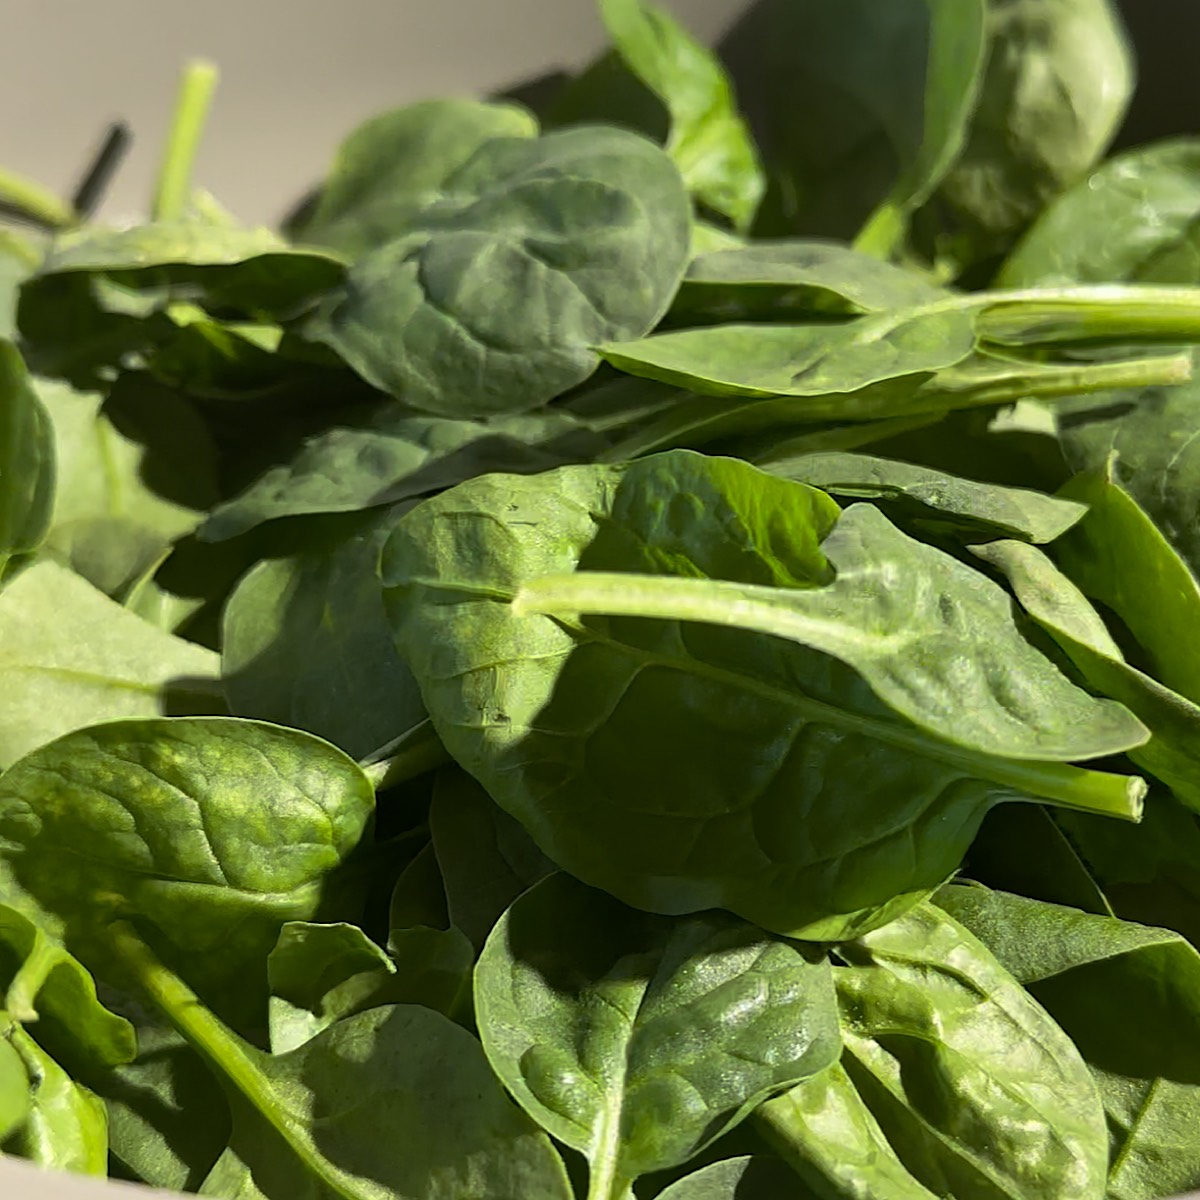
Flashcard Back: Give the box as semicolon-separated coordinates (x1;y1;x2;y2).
1;0;1192;229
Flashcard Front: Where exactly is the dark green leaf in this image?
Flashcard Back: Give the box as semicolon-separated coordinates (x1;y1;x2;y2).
307;125;691;417
385;451;1145;939
475;872;841;1193
221;512;425;761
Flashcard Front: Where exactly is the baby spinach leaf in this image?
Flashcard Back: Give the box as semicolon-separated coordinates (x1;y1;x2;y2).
308;125;691;418
0;717;376;1026
0;230;39;340
834;901;1110;1200
428;767;554;951
2;1024;108;1175
757;1063;939;1200
202;407;604;541
0;342;54;578
1054;466;1200;705
299;99;539;257
221;511;426;761
39;373;219;596
975;538;1200;810
655;1156;814;1200
111;924;574;1200
999;139;1200;288
938;883;1200;1200
19;222;346;320
474;872;841;1198
600;308;979;398
0;561;222;767
765;451;1087;543
385;451;1145;939
938;0;1134;247
672;240;947;325
598;0;764;231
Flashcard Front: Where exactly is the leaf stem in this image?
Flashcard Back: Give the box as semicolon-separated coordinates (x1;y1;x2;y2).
152;60;219;222
512;571;1146;822
0;167;75;230
361;720;450;790
853;201;906;260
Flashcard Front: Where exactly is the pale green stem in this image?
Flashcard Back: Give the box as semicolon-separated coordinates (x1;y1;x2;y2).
152;60;219;222
0;167;75;229
512;572;1145;822
361;721;450;790
853;200;907;260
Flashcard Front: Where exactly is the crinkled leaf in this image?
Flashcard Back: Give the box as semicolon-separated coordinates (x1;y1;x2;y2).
0;717;376;1025
0;561;222;767
307;125;691;417
475;872;841;1190
834;902;1109;1200
384;451;1145;939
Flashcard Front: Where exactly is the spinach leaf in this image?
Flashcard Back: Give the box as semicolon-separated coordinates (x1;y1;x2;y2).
764;451;1087;543
0;718;376;1026
1053;466;1200;704
298;99;539;256
307;125;692;417
600;308;979;399
474;872;841;1199
938;883;1200;1200
0;342;54;578
38;373;219;596
834;901;1110;1200
597;0;764;231
201;407;604;541
110;925;574;1200
385;451;1146;939
2;1024;108;1174
938;0;1133;248
999;138;1200;288
221;511;425;761
757;1063;940;1200
0;562;222;767
656;1156;815;1200
975;538;1200;810
0;230;39;340
0;1032;30;1142
428;767;553;951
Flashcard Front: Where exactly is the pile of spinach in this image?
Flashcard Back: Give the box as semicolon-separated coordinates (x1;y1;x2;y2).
3;1;1200;1197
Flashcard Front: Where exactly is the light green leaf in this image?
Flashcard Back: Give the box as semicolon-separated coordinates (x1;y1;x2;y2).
938;883;1200;1200
308;125;691;417
0;342;55;576
1000;136;1200;290
0;560;222;767
656;1156;815;1200
385;452;1145;939
3;1025;108;1175
0;1028;30;1142
0;717;376;1025
598;0;764;230
766;451;1086;543
475;872;841;1198
834;902;1109;1200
